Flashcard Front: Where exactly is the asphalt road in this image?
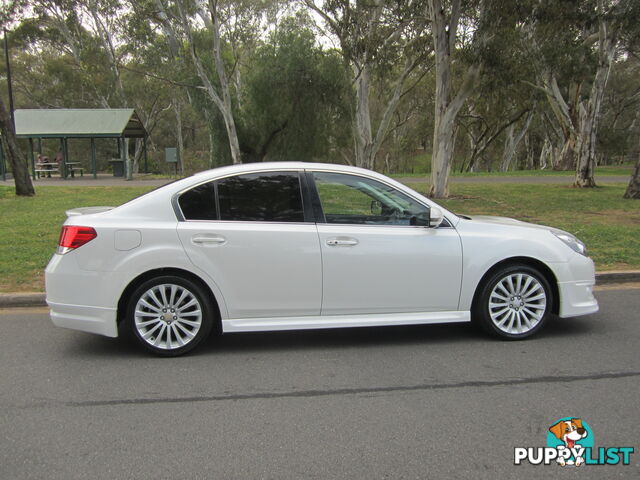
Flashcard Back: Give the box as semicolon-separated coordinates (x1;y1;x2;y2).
1;287;638;479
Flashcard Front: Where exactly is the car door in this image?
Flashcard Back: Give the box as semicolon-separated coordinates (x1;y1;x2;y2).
176;170;322;319
310;171;463;315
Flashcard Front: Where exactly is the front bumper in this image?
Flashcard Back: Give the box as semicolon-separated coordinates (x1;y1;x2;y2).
557;280;598;317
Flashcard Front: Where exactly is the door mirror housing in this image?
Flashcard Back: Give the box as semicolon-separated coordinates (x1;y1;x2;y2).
429;207;444;228
370;200;382;215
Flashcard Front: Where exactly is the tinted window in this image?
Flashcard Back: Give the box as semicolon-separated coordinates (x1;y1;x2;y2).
218;172;304;222
179;181;217;220
313;172;429;225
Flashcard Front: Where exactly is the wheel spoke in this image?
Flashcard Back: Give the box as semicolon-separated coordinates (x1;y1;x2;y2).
169;285;177;307
148;289;163;309
153;324;167;346
175;289;189;309
522;282;541;299
520;310;533;329
525;293;546;302
175;321;195;339
158;285;169;307
522;306;542;320
491;292;509;302
139;299;161;313
136;318;161;328
142;321;162;339
177;318;201;328
171;324;185;346
177;298;198;313
166;323;172;349
496;282;511;297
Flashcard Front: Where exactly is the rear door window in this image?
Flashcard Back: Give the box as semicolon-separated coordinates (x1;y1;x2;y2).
217;172;305;222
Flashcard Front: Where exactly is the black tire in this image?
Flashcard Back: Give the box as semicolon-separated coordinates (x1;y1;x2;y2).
472;264;553;340
127;275;214;356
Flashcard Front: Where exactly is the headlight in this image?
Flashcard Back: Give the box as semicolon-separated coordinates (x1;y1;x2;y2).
552;231;587;256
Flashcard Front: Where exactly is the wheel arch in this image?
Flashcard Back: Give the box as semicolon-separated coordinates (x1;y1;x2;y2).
116;267;222;333
471;257;560;315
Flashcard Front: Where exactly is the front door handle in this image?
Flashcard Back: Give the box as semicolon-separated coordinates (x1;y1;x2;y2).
326;237;359;247
192;234;226;246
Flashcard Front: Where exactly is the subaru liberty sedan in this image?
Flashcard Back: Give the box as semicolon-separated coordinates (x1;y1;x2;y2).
45;163;598;355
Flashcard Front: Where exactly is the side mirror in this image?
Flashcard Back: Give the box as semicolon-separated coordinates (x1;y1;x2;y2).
370;200;382;215
429;207;444;228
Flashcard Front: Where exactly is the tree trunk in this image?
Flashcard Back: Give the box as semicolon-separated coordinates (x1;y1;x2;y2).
623;156;640;199
173;98;185;176
0;98;35;196
501;112;533;172
574;8;615;188
428;0;480;198
353;63;373;168
172;0;242;165
124;138;132;180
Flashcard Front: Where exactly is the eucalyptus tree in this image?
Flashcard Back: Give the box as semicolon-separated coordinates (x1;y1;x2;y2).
304;0;430;170
152;0;276;164
524;0;639;187
427;0;517;197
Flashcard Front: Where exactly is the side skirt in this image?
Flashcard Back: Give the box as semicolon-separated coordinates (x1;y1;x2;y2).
222;311;470;333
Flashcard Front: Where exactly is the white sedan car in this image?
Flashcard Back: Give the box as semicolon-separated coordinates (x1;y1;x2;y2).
46;162;598;355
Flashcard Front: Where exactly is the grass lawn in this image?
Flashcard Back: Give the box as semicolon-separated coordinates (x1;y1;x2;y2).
393;164;635;178
0;182;638;293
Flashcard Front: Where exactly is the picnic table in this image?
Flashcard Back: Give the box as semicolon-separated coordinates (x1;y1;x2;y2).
34;161;84;179
35;162;59;178
64;162;84;178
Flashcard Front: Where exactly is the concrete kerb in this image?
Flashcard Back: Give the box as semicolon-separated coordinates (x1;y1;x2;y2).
1;271;638;308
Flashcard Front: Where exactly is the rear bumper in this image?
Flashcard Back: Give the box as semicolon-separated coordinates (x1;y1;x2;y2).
48;301;118;337
45;253;120;338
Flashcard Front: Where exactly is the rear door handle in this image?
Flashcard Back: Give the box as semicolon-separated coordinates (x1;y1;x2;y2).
192;234;226;246
326;237;359;247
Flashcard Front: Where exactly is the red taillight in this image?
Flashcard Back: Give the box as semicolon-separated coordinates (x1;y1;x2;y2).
58;226;97;252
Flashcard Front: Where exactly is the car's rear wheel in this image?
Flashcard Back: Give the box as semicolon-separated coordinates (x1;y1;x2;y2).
473;264;552;339
127;275;214;356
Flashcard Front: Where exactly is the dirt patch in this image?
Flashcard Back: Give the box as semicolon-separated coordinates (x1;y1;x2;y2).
581;210;640;226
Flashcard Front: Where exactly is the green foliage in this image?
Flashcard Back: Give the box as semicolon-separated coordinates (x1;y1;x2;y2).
240;15;351;161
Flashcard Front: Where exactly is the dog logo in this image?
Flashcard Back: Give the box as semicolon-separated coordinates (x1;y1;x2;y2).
548;418;589;466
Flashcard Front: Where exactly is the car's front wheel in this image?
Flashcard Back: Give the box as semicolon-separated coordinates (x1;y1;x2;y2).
473;264;553;339
127;275;214;356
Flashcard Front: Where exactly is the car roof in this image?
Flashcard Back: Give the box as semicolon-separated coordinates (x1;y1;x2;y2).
192;162;375;179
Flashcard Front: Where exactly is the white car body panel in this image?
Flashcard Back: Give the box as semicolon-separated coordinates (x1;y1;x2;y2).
317;224;462;314
177;221;322;318
44;162;598;342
